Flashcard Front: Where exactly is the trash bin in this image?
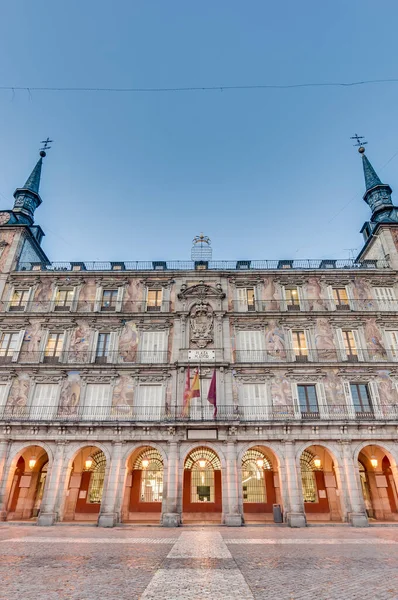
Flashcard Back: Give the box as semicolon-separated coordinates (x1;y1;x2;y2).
273;503;283;523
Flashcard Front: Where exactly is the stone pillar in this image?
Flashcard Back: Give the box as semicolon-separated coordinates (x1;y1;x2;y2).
162;441;180;527
98;443;123;528
284;442;306;527
224;441;242;527
37;443;65;526
341;442;368;527
0;440;11;521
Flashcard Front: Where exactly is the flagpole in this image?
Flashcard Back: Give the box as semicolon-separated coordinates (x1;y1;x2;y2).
199;362;203;422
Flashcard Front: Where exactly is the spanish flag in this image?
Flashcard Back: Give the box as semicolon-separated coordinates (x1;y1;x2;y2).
190;369;201;398
183;367;201;416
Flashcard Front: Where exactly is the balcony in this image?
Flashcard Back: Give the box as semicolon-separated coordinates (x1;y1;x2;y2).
0;300;172;314
0;404;397;422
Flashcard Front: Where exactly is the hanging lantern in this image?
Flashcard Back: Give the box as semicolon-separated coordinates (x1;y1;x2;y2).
313;455;322;469
142;459;150;469
370;455;378;468
198;458;207;469
256;458;264;468
85;456;93;470
29;456;37;469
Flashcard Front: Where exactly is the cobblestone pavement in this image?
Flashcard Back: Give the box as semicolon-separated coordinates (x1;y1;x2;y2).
0;524;397;599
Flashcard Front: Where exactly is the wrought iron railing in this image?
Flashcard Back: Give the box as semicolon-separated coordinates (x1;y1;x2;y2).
0;404;397;422
16;258;390;273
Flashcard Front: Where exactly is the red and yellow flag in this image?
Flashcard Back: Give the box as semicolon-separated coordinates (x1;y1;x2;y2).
190;369;201;398
183;367;201;416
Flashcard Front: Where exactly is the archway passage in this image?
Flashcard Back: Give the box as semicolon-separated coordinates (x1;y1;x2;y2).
183;447;222;524
63;447;106;522
122;447;164;524
241;446;280;524
300;446;343;523
6;446;49;521
358;446;398;522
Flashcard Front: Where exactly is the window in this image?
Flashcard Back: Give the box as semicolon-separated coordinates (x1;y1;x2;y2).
9;289;30;312
87;451;106;503
138;384;163;420
342;330;358;361
241;449;271;503
95;333;110;363
373;287;397;311
32;384;59;418
146;289;162;312
140;331;167;364
333;288;350;310
350;383;372;414
83;384;111;420
236;330;265;362
101;289;118;311
300;451;317;503
297;384;319;416
237;287;255;312
44;333;64;362
0;332;20;361
292;330;308;361
286;287;300;310
54;289;74;311
135;449;164;503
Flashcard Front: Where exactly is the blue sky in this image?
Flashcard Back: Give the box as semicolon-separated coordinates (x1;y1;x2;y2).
0;1;398;262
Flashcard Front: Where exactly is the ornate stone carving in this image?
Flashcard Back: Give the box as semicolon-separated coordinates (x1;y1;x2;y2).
228;426;238;436
189;302;214;348
178;282;225;301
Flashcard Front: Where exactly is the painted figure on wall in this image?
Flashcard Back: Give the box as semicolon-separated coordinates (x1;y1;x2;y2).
271;376;293;415
0;231;15;272
118;321;139;363
263;277;278;310
314;318;337;361
265;320;286;361
364;318;387;361
20;321;42;362
123;280;142;312
376;370;398;408
306;277;328;311
33;279;53;312
352;277;375;310
6;373;31;409
59;371;81;415
78;280;97;312
323;369;345;415
112;375;135;414
69;321;91;363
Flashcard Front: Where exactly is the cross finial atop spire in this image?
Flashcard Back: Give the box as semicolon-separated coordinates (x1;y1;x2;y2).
350;133;368;154
39;137;53;158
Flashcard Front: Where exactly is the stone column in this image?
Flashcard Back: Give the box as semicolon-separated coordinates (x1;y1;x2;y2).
341;442;368;527
284;442;306;527
37;442;65;526
224;441;242;527
0;440;11;521
98;442;123;528
162;441;180;527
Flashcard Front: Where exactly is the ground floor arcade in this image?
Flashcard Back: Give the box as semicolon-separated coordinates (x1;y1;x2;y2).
0;437;397;527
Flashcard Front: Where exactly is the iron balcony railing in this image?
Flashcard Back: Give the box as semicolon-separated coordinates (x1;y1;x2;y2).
2;348;398;365
3;301;171;313
0;404;397;422
16;258;390;273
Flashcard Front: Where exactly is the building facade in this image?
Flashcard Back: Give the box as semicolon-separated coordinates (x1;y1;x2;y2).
0;145;397;528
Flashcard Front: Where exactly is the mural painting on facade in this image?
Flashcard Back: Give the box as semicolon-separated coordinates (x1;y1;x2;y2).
352;277;376;310
33;279;52;312
20;321;42;362
112;375;135;415
78;280;97;312
391;229;398;253
364;318;387;361
315;318;337;360
376;370;398;410
265;319;286;361
69;321;91;363
123;280;142;312
59;371;81;415
6;373;31;412
305;278;328;311
0;230;15;273
323;369;346;415
263;277;278;310
118;321;139;362
271;375;293;416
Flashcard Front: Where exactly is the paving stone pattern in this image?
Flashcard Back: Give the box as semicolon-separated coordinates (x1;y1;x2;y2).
0;525;398;599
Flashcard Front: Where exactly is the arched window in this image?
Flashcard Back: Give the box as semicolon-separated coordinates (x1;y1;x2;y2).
88;451;106;504
300;450;317;503
185;447;221;503
241;448;272;503
134;448;163;503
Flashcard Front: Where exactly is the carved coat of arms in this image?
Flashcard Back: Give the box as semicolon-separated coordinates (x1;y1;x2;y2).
190;302;213;348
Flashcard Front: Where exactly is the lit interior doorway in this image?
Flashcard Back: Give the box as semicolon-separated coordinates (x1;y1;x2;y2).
63;447;106;522
183;446;222;524
122;447;164;524
300;446;343;522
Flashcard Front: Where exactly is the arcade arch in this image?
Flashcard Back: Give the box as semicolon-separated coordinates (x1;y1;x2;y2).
183;446;222;524
121;446;164;523
357;445;398;521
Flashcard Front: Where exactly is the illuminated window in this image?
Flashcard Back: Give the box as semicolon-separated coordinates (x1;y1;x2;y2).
185;447;221;503
134;448;164;503
300;450;317;503
333;288;349;308
146;289;162;312
292;330;308;357
87;451;106;504
241;449;272;503
342;330;357;357
55;289;74;311
286;287;299;307
0;332;20;357
44;333;64;360
9;289;30;311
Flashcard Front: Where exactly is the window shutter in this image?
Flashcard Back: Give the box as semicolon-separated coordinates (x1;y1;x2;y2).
304;329;313;361
11;329;25;362
346;285;355;310
94;286;102;312
280;286;287;311
316;382;329;419
237;288;247;312
335;328;347;361
107;331;119;363
115;286;124;312
297;286;305;311
327;286;336;311
368;381;383;418
60;330;68;363
70;287;78;312
387;331;398;361
0;383;10;411
5;286;13;312
89;330;99;363
291;383;301;419
352;329;364;362
84;384;111;420
139;384;162;420
285;328;295;362
343;381;355;418
374;287;397;311
50;286;58;312
39;330;49;362
33;384;59;419
25;287;34;311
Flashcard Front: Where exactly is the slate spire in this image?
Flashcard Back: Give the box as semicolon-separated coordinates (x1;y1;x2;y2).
357;145;393;216
12;150;47;224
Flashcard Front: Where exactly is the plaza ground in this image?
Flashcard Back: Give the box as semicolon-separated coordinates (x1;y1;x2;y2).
0;525;397;599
